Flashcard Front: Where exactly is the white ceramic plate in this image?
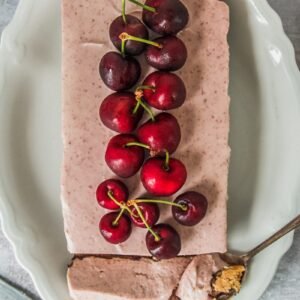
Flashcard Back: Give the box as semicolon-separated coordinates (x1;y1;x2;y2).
0;0;300;299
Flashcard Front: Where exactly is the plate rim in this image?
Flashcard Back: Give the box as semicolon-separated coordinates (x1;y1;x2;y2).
0;0;299;299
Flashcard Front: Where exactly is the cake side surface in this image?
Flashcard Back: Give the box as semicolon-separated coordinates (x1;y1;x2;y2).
61;0;230;255
67;255;226;300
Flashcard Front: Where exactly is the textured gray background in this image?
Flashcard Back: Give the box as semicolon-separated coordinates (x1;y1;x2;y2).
0;0;299;299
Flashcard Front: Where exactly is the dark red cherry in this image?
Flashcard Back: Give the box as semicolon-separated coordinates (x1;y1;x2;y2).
142;0;189;36
130;202;160;228
100;92;144;133
96;179;129;210
99;212;132;244
145;36;187;71
141;157;187;196
99;52;141;91
142;71;186;110
137;112;181;155
105;134;145;178
146;223;181;259
172;192;208;226
109;15;149;56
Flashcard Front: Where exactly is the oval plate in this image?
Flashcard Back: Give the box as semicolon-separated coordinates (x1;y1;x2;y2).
0;0;300;299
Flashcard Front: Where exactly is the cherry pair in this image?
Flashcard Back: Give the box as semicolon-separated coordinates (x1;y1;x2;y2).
103;110;181;156
105;133;186;196
100;71;186;135
100;211;180;260
116;0;189;37
99;49;187;92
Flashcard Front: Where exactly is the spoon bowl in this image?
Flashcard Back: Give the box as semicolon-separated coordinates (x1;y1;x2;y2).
211;215;300;299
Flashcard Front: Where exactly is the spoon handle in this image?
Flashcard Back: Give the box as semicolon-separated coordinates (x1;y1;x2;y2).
243;214;300;262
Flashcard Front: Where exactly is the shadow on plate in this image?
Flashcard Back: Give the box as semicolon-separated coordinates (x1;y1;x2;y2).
227;0;263;239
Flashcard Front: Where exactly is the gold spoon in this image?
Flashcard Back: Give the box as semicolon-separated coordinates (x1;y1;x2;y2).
211;214;300;300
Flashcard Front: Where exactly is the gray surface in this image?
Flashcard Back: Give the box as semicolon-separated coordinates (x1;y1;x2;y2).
0;0;299;299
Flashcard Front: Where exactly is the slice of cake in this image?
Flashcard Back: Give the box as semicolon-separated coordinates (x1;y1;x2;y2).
62;0;230;298
68;254;228;300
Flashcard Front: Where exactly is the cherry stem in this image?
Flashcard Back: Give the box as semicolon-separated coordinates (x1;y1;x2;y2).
121;39;126;56
164;151;170;170
136;85;155;91
132;100;141;114
107;191;132;214
139;99;155;121
128;0;156;13
113;208;125;226
122;0;127;24
130;199;188;211
135;90;155;121
119;32;162;48
126;141;150;150
132;203;161;241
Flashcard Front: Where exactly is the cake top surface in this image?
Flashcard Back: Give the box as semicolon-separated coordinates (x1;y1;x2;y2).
61;0;230;256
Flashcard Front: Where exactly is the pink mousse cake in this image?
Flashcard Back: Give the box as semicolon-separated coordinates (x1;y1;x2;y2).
62;0;230;298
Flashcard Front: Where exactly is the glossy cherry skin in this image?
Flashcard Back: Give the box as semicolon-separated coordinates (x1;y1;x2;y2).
100;92;144;133
142;0;189;36
172;192;208;226
141;157;187;196
137;112;181;155
130;202;160;228
99;212;132;244
105;134;145;178
145;36;187;71
100;52;141;91
142;71;186;110
146;223;181;259
109;15;149;56
96;179;129;210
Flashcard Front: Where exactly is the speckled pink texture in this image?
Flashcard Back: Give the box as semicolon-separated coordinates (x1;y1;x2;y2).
68;256;192;300
61;0;230;255
67;254;227;300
